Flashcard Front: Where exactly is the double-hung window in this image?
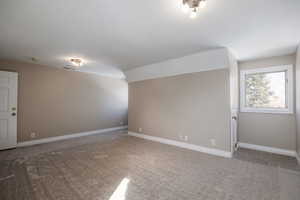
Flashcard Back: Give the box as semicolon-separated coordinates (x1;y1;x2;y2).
240;65;293;114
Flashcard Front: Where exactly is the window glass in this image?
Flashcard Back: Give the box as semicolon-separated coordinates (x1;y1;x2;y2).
245;71;286;109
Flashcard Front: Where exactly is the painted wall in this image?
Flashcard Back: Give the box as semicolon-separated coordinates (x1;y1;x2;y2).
124;48;229;82
128;68;231;152
0;60;128;142
296;46;300;158
238;54;296;150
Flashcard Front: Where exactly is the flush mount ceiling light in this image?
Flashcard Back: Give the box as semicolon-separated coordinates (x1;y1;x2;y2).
63;57;85;71
70;58;83;67
181;0;207;19
64;58;84;71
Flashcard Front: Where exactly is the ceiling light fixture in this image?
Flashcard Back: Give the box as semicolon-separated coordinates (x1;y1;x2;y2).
182;2;190;13
70;58;83;67
181;0;207;18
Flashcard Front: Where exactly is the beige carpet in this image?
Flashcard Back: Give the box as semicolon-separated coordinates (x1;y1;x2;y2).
0;131;299;200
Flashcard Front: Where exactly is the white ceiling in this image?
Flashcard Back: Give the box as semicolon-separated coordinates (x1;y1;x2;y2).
0;0;299;78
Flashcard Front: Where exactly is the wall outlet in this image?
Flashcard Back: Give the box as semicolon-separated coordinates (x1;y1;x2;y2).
120;121;124;125
210;139;216;146
178;134;188;141
138;128;143;133
30;132;36;138
184;136;188;141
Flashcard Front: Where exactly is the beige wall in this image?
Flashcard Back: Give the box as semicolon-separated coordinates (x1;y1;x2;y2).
238;54;296;150
0;60;128;142
128;68;231;152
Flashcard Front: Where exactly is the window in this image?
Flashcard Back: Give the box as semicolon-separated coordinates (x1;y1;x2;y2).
240;65;293;114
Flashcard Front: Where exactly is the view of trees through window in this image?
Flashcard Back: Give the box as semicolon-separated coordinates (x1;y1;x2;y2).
245;71;286;108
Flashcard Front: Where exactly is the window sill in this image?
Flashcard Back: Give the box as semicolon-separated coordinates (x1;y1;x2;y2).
240;108;294;115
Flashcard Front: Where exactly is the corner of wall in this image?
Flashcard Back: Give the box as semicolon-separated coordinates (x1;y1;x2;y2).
227;49;239;111
296;44;300;160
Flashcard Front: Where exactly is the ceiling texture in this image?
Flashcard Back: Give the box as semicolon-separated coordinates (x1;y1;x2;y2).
0;0;299;78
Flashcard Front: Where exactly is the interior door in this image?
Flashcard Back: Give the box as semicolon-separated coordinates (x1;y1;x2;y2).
0;71;18;150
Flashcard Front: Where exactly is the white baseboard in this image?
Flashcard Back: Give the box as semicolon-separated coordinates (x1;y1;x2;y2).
238;142;296;157
17;126;128;147
128;131;232;158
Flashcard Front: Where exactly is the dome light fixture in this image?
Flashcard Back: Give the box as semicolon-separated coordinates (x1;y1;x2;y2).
70;58;83;67
181;0;207;19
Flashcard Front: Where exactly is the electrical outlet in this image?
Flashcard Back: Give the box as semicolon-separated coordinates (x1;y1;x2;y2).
184;136;188;141
120;121;124;125
30;132;36;138
210;139;216;146
138;128;143;133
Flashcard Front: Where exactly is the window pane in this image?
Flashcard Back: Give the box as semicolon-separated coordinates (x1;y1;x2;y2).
245;71;286;108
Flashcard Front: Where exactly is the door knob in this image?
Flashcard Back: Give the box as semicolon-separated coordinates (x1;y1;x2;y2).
232;116;237;120
12;112;16;116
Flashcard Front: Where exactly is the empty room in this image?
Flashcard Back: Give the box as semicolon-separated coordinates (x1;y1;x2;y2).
0;0;300;200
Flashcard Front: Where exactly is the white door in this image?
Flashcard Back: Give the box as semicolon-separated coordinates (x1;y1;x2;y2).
0;71;18;150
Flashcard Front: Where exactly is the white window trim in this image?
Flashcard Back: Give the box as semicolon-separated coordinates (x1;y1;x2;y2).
240;65;294;114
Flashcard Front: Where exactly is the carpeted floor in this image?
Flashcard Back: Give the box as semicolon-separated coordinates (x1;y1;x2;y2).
0;130;299;200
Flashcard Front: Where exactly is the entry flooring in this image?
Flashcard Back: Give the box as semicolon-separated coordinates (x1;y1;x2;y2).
0;130;299;200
